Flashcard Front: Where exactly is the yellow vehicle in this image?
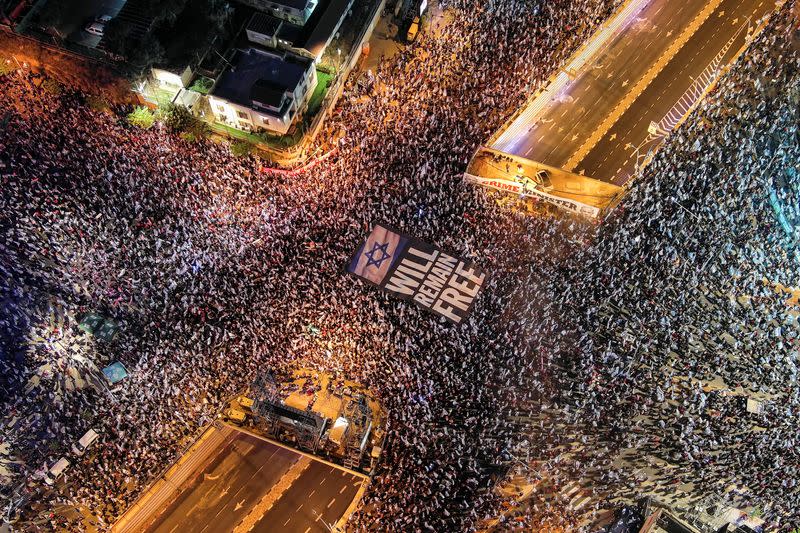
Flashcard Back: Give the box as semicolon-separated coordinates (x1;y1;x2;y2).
407;16;420;42
228;408;246;423
238;396;254;410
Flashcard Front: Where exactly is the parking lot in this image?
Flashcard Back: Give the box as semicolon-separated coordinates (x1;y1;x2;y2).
53;0;127;49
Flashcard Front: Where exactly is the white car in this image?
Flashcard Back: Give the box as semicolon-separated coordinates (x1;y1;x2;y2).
85;22;105;37
96;14;113;23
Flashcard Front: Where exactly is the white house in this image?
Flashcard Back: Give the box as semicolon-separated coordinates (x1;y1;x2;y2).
208;48;317;135
245;0;354;62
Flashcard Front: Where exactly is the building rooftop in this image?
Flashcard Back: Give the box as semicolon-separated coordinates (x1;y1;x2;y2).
241;0;350;60
303;0;352;59
280;0;313;9
211;48;312;115
247;0;313;10
250;79;287;108
247;11;283;37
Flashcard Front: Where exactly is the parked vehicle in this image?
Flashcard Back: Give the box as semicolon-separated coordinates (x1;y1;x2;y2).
533;169;554;191
44;457;70;485
407;17;420;42
71;429;99;456
84;22;105;37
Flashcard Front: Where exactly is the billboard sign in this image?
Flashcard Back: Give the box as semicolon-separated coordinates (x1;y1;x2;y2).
347;223;486;324
464;173;601;218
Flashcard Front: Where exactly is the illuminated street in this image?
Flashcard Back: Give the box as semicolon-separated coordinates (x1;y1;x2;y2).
1;0;799;532
491;0;778;184
134;430;362;533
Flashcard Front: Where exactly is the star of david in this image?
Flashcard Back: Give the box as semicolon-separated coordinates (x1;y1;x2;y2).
364;242;391;269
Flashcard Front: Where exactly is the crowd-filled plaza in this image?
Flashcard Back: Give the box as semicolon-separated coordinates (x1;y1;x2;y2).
1;0;800;531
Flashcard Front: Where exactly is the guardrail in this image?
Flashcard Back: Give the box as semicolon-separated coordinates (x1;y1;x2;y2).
612;1;785;210
657;16;751;133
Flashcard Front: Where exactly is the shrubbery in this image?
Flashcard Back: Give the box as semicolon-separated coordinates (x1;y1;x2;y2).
230;139;254;158
41;78;62;95
127;106;155;129
157;103;210;139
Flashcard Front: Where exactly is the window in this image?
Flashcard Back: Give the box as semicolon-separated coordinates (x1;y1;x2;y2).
236;110;249;120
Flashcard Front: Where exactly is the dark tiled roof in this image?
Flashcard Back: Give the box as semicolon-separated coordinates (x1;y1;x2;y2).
272;0;312;10
250;79;286;108
247;12;282;37
303;0;353;58
211;48;311;113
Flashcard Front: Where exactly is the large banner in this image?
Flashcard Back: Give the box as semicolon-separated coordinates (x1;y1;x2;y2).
347;224;486;324
463;173;601;218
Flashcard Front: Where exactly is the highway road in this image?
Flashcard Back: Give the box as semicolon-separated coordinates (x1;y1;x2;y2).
575;0;775;184
145;431;362;533
252;461;362;533
492;0;778;184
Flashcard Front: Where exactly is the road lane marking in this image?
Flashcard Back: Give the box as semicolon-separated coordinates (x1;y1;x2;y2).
563;0;726;172
187;494;212;518
304;528;311;533
309;489;315;497
296;504;303;512
327;498;336;509
319;477;327;485
339;485;347;494
233;456;312;533
283;518;291;526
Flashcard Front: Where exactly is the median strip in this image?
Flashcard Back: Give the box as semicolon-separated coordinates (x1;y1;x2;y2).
563;0;726;172
233;456;312;533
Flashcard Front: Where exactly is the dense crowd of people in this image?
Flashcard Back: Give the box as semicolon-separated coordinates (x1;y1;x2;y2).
1;0;799;531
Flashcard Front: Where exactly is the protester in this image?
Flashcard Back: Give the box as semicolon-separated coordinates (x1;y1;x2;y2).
1;0;798;531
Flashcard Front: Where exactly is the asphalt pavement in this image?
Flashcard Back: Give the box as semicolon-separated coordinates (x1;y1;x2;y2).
143;430;362;533
252;461;362;533
490;0;778;185
499;0;707;166
59;0;126;49
575;0;775;184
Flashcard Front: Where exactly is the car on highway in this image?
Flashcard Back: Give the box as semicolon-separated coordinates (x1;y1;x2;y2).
84;22;105;37
533;169;553;191
515;169;554;194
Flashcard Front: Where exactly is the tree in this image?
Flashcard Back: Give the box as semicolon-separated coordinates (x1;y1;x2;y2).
149;0;189;25
125;34;167;80
127;106;155;129
156;102;193;131
157;102;210;139
189;77;214;95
